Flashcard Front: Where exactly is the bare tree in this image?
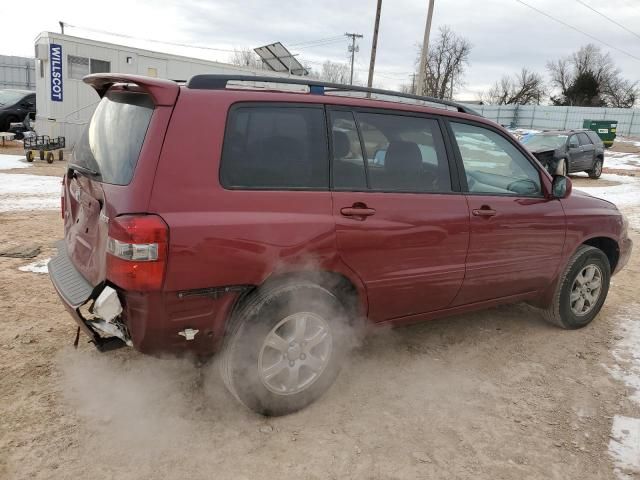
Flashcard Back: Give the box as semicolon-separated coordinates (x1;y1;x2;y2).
313;60;351;84
547;58;572;94
415;26;472;99
481;68;546;105
602;76;637;108
398;83;415;94
548;44;638;107
229;48;263;70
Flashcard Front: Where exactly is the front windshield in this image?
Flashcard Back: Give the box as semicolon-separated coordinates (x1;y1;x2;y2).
0;90;26;106
522;134;567;150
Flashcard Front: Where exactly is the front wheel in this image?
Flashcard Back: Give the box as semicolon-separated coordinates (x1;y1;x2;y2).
220;281;351;416
557;158;568;176
542;245;610;329
588;158;603;179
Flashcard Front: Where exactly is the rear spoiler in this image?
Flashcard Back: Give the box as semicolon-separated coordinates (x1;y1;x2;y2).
83;74;180;106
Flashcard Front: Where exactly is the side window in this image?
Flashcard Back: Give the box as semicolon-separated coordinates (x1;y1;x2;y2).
568;135;580;148
330;111;367;190
450;122;541;196
578;132;592;145
221;106;328;189
90;59;111;74
68;55;90;80
590;131;603;145
356;113;451;193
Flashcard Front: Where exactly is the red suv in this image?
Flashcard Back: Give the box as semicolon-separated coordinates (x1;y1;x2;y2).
49;74;632;415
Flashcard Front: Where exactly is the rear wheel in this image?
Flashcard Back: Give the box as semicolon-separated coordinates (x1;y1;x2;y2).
1;115;18;132
58;150;64;161
588;158;603;179
220;281;351;416
25;150;33;162
39;150;45;161
542;245;610;329
46;152;54;164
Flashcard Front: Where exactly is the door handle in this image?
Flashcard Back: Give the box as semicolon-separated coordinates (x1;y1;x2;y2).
472;207;496;217
340;206;376;218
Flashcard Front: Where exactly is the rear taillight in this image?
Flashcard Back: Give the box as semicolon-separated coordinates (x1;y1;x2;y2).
106;214;169;291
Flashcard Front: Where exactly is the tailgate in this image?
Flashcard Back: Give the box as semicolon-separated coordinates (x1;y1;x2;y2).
62;75;179;287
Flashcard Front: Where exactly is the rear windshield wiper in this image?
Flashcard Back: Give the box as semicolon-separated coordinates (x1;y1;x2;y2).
69;163;100;177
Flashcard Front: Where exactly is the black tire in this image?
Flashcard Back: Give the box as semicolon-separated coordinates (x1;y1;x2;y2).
39;150;45;161
58;150;64;161
588;158;603;179
220;280;351;416
542;245;610;329
26;151;33;162
46;152;54;164
1;115;18;132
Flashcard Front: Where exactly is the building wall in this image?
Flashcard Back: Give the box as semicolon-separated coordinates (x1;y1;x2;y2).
0;55;35;90
34;32;285;147
464;103;640;136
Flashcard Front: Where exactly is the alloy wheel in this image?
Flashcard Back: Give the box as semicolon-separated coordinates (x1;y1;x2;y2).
258;312;333;395
569;264;603;316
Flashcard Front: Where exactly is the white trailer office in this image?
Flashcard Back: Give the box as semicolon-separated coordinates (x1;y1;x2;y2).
34;32;282;147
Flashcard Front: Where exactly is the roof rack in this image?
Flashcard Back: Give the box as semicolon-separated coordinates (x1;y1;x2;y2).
186;74;481;116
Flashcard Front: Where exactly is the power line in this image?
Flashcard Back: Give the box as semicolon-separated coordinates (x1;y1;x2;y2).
64;23;238;53
294;38;348;50
64;22;411;82
289;35;345;47
514;0;640;62
574;0;640;41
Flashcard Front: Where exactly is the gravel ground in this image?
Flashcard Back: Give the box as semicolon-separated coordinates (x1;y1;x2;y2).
1;140;639;480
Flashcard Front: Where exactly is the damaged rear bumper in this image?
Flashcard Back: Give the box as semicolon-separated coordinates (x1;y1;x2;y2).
48;240;127;352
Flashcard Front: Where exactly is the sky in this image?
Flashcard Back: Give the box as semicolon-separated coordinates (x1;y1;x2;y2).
1;0;639;100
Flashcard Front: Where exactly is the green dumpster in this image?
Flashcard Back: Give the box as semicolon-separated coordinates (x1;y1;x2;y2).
583;119;618;148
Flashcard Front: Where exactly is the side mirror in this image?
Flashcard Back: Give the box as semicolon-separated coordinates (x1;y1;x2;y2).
552;175;572;199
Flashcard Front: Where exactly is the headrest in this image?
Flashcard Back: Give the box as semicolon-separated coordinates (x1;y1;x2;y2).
332;130;351;159
385;141;422;174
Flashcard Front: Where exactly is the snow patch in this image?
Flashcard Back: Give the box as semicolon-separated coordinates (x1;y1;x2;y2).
606;307;640;477
609;415;640;479
607;305;640;404
605;152;640;171
0;154;31;170
0;172;60;212
574;173;640;230
615;138;640;148
18;258;50;274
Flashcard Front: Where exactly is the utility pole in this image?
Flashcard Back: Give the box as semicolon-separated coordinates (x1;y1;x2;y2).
410;73;416;94
367;0;383;90
345;32;363;85
416;0;435;96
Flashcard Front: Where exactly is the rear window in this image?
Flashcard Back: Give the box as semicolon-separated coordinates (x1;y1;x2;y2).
587;131;603;145
220;106;328;189
72;91;154;185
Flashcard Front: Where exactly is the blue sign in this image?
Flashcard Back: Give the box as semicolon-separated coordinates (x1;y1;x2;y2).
50;43;63;102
